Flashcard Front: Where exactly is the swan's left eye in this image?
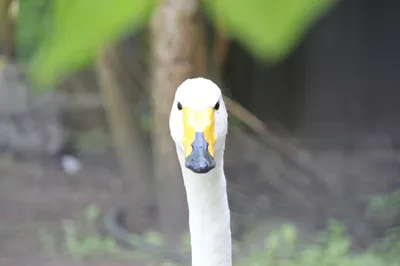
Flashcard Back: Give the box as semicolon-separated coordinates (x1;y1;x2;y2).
214;101;220;110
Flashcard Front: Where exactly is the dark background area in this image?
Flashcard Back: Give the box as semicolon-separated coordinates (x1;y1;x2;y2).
226;0;400;149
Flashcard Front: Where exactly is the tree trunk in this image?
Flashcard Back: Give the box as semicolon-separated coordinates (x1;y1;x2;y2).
149;0;207;250
0;0;14;58
95;46;155;226
209;21;230;88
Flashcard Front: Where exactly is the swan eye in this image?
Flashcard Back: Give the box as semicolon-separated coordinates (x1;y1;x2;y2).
214;101;220;110
177;102;183;110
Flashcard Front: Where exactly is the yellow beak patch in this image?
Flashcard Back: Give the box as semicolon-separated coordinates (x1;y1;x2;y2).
182;107;216;158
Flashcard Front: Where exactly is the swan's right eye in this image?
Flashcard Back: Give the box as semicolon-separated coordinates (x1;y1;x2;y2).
214;101;220;110
177;102;183;110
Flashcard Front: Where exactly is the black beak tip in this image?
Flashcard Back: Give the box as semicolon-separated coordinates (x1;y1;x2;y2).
185;160;215;174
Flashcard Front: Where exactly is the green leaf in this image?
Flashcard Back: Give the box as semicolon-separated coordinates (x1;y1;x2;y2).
84;204;100;223
281;224;297;245
17;0;53;60
202;0;338;62
30;0;156;86
265;232;279;251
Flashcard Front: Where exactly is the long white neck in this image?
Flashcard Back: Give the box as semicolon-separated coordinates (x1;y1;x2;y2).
179;153;232;266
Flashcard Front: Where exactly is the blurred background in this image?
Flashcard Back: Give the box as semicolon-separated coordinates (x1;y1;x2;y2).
0;0;399;265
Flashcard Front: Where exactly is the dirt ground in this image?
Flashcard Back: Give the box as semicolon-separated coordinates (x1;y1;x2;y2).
0;154;148;266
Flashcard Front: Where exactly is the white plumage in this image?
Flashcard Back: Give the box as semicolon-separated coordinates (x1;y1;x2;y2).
169;78;232;266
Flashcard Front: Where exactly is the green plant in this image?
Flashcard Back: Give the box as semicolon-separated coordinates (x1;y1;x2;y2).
366;190;400;221
37;204;132;261
30;0;157;86
238;220;400;266
202;0;337;62
17;0;53;60
29;0;338;86
38;204;185;264
365;189;400;262
62;205;125;260
39;203;400;265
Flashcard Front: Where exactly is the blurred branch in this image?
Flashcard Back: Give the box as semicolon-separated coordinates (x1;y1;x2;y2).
213;17;230;69
95;46;154;204
8;0;17;19
0;0;14;58
223;95;330;195
209;17;230;89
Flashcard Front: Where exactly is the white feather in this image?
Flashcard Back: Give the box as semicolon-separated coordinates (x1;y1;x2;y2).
170;78;231;266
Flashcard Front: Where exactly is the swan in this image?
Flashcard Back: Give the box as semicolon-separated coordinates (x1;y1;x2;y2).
169;77;232;266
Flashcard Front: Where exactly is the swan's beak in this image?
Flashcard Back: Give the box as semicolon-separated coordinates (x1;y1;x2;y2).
182;108;216;174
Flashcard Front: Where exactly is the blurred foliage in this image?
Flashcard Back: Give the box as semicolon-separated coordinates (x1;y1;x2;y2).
16;0;52;60
29;0;156;86
202;0;338;62
26;0;339;86
365;189;400;258
39;204;400;265
366;190;400;221
240;220;400;266
38;204;137;261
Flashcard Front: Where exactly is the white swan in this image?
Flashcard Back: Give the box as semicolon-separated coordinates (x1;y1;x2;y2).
169;77;232;266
